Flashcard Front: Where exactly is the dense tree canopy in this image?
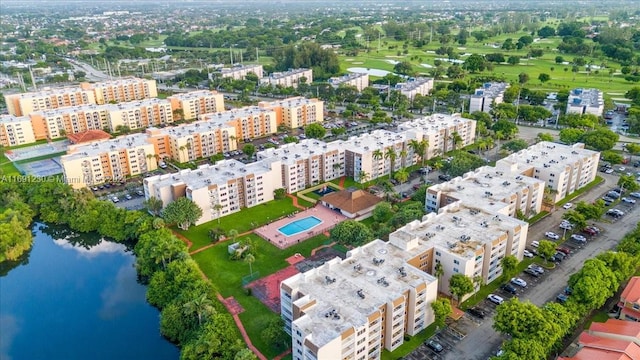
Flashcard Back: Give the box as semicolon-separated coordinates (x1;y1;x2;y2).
330;220;374;246
162;197;203;230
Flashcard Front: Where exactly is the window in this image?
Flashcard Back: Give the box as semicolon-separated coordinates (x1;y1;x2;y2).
453;259;459;265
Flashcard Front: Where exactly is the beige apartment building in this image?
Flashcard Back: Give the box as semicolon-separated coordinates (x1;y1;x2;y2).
398;114;477;159
5;87;97;116
566;88;604;117
329;72;369;92
281;239;438;360
426;165;545;217
342;130;414;182
28;105;110;140
199;106;278;143
257;139;345;193
468;82;508;114
0;115;37;147
61;133;158;189
168;90;225;121
144;158;282;225
497;142;600;203
260;68;313;89
80;77;158;105
103;98;174;131
218;64;264;80
395;77;434;100
259;97;324;129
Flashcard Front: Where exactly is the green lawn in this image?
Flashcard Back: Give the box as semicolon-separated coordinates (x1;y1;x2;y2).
556;176;605;206
0;151;20;176
192;233;329;358
381;323;438;360
176;197;300;251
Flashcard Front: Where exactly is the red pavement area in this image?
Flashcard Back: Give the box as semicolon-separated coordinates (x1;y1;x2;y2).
246;262;302;313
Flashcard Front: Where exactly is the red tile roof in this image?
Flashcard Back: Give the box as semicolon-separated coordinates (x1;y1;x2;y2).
621;277;640;304
67;130;111;144
590;319;640;340
559;333;640;360
320;188;382;215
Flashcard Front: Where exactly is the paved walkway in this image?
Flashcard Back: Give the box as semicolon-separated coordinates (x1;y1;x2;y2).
338;176;346;188
311;241;337;256
216;293;268;360
286;193;306;210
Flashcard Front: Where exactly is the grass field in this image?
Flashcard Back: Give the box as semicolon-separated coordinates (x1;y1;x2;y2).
0;151;20;176
192;233;329;358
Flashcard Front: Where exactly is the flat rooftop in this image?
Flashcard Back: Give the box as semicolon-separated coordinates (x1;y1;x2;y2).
341;129;410;153
290;239;436;348
266;68;310;79
168;90;221;100
264;97;319;108
220;64;262;73
329;72;367;84
84;77;151;88
0;114;31;124
497;141;598;173
101;98;171;111
63;133;152;160
398;114;472;134
472;82;508;98
32;103;109;117
257;139;342;165
395;77;433;91
568;88;604;108
8;86;91;99
147;158;278;191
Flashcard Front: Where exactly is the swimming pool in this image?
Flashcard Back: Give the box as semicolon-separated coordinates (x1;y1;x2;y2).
278;216;323;236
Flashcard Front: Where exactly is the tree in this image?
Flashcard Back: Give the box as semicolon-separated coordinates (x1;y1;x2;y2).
500;255;518;281
409;139;429;166
538;73;551;83
163;197;203;230
559;128;586;144
330;220;374;246
537;240;556;264
393;61;415;76
372;202;394;223
500;338;548;360
443;152;486;177
501;139;529;153
235;349;258;360
625;143;640;162
536;133;554;142
261;318;289;350
242;144;256;159
384;147;397;179
463;54;487;72
305;123;326;139
596;251;638;284
394;168;409;184
273;188;286;200
450;131;463;151
601;150;624;164
183;292;216;326
537;26;556;38
449;274;474;306
434;262;444;281
494;298;559;343
575;201;605;220
580;128;619;151
143;196;164;216
563;210;587;231
491;119;518;138
508;56;520;65
569;258;618;310
245;253;255;276
618;174;640;192
431;298;452;329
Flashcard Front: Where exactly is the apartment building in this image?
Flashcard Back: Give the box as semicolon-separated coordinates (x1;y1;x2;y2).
260;68;313;89
566;88;604;117
257;139;345;193
168;90;225;121
28;105;110;140
618;276;640;322
391;202;528;297
468;82;508;114
103;98;174;131
80;77;158;105
260;97;324;129
144;158;282;225
394;77;434;100
425;165;545;217
0;115;37;147
281;239;438;360
342;130;414;182
61;133;158;189
398;114;477;159
199;106;278;142
497;142;600;203
5;87;97;116
329;72;369;92
559;319;640;360
217;64;264;80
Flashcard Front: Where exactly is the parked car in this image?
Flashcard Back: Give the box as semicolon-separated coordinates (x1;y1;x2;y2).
562;202;573;209
426;340;444;353
528;264;545;275
545;231;560;240
586;225;601;234
582;227;598;236
531;240;539;248
487;294;504;305
124;194;132;200
468;307;486;319
556;247;571;255
136;190;144;196
511;278;527;287
571;234;587;242
501;284;517;294
605;168;614;174
559;222;573;230
630;192;640;199
523;249;534;258
526;247;538;256
607;191;621;199
556;293;569;304
622;197;637;204
554;251;567;260
524;268;541;277
111;197;120;203
438;174;451;181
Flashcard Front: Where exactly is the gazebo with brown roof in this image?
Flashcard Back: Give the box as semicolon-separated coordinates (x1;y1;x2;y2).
67;129;111;144
319;187;383;219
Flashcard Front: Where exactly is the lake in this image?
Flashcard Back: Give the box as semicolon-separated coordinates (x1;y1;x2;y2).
0;223;179;360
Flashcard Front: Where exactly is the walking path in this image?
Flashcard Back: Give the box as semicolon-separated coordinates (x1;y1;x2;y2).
338;176;346;188
311;241;337;256
215;293;268;360
187;229;254;255
286;193;306;210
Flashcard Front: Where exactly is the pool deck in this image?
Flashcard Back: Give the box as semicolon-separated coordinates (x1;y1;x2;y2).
254;205;347;249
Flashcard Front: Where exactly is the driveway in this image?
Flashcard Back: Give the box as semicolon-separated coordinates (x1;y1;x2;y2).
420;173;640;360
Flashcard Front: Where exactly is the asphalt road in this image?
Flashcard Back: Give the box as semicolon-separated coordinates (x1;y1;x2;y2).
428;172;640;360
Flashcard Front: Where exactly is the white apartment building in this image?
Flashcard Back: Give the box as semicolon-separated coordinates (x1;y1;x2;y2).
329;72;369;92
497;142;600;203
103;98;174;131
168;90;225;121
398;114;477;159
260;97;324;129
257;139;345;193
81;77;158;105
391;202;528;297
217;64;264;80
260;68;313;89
394;77;434;100
468;82;508;114
281;239;438;360
342;130;414;182
61;133;158;189
425;165;545;217
566;88;604;117
0;115;37;147
5;87;97;116
144;158;282;225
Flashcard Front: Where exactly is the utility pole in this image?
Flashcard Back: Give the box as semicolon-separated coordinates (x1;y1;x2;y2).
256;47;259;63
28;65;37;91
230;46;233;65
378;32;381;52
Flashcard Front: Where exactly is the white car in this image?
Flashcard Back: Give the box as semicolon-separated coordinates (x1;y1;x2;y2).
562;203;573;210
622;197;637;204
545;231;560;240
571;234;587;242
605;168;614;174
619;167;626;172
528;264;545;275
559;223;573;230
531;240;540;248
511;278;527;287
487;294;504;305
523;249;534;258
630;192;640;199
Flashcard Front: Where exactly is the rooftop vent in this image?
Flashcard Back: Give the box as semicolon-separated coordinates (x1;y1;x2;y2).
373;257;385;266
325;276;336;284
377;277;389;287
353;263;362;271
357;289;365;299
399;267;407;277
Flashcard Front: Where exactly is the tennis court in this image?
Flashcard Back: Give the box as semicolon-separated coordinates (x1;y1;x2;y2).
15;157;64;177
4;141;70;162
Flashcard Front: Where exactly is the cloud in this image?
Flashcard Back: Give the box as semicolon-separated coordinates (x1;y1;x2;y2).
0;314;21;360
99;264;146;320
52;238;125;259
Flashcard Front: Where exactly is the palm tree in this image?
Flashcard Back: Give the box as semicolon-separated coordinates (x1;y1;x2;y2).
183;293;216;326
372;149;383;175
431;160;444;180
384;147;397;179
185;142;192;161
450;131;463;151
394;168;409;184
399;149;408;168
245;253;256;277
357;170;370;188
213;203;223;223
179;145;187;162
145;154;155;171
434;262;444;281
228;229;239;242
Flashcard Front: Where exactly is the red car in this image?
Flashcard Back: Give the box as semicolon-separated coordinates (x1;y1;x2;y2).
582;228;597;236
556;247;571;255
